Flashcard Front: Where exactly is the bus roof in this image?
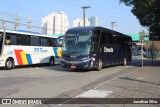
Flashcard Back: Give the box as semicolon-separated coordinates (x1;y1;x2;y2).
66;26;131;39
0;29;57;38
66;26;103;33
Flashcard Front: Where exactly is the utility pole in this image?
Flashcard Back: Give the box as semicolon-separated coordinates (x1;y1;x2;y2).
151;32;154;66
111;21;117;30
81;6;91;26
141;36;144;69
27;16;31;31
15;15;20;30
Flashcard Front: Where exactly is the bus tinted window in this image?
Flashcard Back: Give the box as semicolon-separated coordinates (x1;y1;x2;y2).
40;37;48;46
20;35;30;46
100;31;106;45
16;35;22;45
6;33;17;45
93;30;101;43
5;35;11;45
113;34;120;45
31;36;40;46
107;33;113;44
50;38;56;46
0;33;3;54
31;37;35;46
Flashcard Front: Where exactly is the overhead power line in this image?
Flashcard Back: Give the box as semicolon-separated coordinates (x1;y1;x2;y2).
0;19;65;32
0;10;41;25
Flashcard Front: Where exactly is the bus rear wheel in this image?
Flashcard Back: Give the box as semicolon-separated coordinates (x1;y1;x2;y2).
5;58;14;70
96;59;103;71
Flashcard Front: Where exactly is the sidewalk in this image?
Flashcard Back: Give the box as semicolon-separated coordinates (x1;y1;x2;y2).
95;66;160;107
75;60;160;107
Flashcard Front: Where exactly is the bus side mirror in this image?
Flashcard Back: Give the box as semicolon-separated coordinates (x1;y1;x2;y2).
57;41;62;47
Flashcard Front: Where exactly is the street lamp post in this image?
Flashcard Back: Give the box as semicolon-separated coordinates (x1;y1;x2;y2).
141;37;144;69
81;6;91;26
139;30;146;69
139;30;149;69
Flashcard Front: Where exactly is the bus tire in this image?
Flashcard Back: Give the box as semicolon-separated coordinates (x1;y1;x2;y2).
96;59;103;71
49;57;55;66
122;57;127;66
5;58;14;70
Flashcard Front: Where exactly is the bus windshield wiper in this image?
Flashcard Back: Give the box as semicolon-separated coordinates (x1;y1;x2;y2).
63;53;70;57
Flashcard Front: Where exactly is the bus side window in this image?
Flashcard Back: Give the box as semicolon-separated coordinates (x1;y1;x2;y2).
31;36;40;46
40;37;48;46
35;37;40;46
113;34;120;45
120;37;125;46
16;35;22;45
5;33;17;45
31;37;35;46
20;35;31;46
107;33;113;44
90;41;95;53
93;30;101;42
100;31;106;45
47;38;54;46
5;35;11;45
93;30;100;50
0;33;3;54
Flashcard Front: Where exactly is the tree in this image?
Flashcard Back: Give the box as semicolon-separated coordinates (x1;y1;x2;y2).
120;0;160;37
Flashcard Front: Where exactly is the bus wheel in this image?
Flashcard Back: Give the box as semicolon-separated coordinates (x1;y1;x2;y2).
122;57;127;66
96;59;103;71
5;58;14;70
49;57;55;66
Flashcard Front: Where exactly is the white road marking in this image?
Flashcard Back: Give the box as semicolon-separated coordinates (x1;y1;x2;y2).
76;89;112;98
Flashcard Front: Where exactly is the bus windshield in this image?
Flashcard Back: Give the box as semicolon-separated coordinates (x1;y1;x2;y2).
62;32;92;57
0;33;4;55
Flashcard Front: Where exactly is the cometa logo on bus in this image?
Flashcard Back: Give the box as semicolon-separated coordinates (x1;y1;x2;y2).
104;47;113;52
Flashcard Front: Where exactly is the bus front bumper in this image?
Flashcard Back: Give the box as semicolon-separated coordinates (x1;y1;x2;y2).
61;59;92;69
0;59;5;67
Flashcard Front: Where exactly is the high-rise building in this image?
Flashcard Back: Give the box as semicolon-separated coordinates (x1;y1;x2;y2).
73;18;90;27
73;16;98;27
42;12;69;35
88;16;98;26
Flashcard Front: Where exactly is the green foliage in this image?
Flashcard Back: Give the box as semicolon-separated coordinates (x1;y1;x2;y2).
120;0;160;36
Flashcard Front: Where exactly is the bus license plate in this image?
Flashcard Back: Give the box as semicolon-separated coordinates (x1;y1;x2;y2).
71;66;76;68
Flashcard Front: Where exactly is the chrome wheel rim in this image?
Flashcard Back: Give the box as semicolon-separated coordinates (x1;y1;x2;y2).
7;61;12;68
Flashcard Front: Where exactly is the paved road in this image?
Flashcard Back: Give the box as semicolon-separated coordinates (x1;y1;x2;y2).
0;56;159;107
0;58;140;98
